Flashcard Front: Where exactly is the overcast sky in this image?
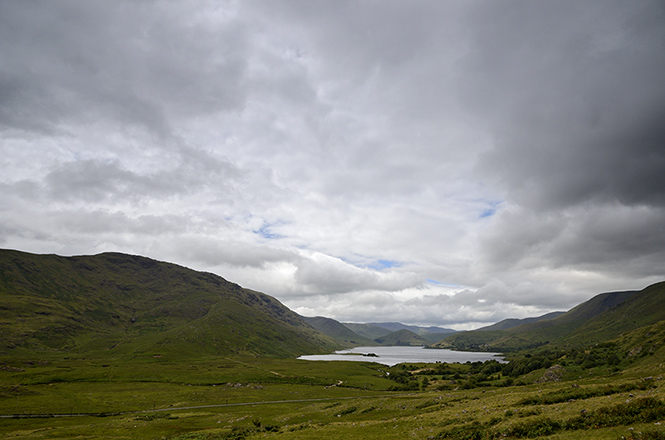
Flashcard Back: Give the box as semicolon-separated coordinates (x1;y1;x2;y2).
1;0;664;329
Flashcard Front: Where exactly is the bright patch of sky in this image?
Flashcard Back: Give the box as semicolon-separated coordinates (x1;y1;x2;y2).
368;259;402;271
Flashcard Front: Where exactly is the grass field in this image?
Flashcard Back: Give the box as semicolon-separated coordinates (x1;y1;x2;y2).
2;349;664;439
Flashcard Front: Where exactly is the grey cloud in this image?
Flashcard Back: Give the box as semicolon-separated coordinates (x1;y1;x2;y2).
163;237;301;270
11;150;241;203
0;1;248;137
50;210;191;236
289;288;554;329
478;203;665;284
468;1;665;210
462;0;665;299
546;205;665;276
294;253;422;296
2;1;664;328
45;160;155;202
0;207;194;253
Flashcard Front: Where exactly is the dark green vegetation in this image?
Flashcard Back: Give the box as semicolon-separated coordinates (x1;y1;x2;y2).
374;329;428;346
476;312;566;332
432;283;664;352
0;249;339;358
342;321;456;344
342;322;393;340
301;317;377;346
1;249;664;438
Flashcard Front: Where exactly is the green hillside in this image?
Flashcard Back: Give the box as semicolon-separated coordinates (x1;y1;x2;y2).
342;322;456;344
342;322;392;340
367;322;457;343
368;321;456;335
562;281;665;347
374;329;427;346
313;319;444;346
301;316;377;346
476;311;565;331
0;249;339;358
431;286;655;352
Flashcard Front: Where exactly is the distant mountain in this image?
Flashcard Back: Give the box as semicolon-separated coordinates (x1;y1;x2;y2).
431;285;664;352
0;249;339;358
342;323;392;340
307;320;442;346
301;316;377;346
365;322;457;344
374;329;428;346
476;312;566;331
369;322;457;335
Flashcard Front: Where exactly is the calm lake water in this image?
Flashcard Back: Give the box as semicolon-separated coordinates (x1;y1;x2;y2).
298;346;505;366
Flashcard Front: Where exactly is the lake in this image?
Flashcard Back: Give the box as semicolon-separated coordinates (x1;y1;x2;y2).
298;346;505;366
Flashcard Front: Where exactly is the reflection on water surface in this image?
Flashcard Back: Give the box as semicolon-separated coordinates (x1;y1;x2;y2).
298;346;504;366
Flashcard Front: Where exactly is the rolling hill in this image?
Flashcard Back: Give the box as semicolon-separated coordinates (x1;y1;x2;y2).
369;322;456;335
342;322;392;340
301;316;376;346
341;322;457;344
306;320;440;346
431;283;664;352
367;322;456;343
0;249;340;358
374;329;428;346
475;311;565;331
561;281;665;347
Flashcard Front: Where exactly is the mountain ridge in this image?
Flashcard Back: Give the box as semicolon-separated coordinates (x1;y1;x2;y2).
2;248;663;360
431;284;662;352
475;311;566;331
0;249;339;358
374;329;428;346
301;316;377;346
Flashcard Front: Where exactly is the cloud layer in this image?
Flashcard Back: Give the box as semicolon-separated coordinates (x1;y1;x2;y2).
1;0;664;328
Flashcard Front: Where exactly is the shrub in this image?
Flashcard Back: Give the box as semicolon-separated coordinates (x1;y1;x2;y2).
565;397;665;429
622;430;665;440
436;421;488;440
435;397;665;439
336;406;357;416
518;380;655;406
506;417;561;438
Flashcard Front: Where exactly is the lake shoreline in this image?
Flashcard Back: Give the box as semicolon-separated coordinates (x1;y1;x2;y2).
298;346;505;366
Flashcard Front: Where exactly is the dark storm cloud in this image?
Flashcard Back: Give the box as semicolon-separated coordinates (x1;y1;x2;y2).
467;0;665;210
459;0;665;291
6;149;241;203
0;0;247;137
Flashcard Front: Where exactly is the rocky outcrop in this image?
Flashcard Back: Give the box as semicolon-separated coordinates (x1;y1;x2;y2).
535;364;566;383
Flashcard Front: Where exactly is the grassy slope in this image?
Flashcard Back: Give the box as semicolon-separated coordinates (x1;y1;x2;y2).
301;316;377;346
562;281;665;347
369;322;456;335
374;329;427;346
0;249;339;358
370;322;457;344
343;323;392;340
432;288;643;351
476;311;566;331
307;317;446;345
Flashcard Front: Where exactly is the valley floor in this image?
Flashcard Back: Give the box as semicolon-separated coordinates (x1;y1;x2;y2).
1;353;664;439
